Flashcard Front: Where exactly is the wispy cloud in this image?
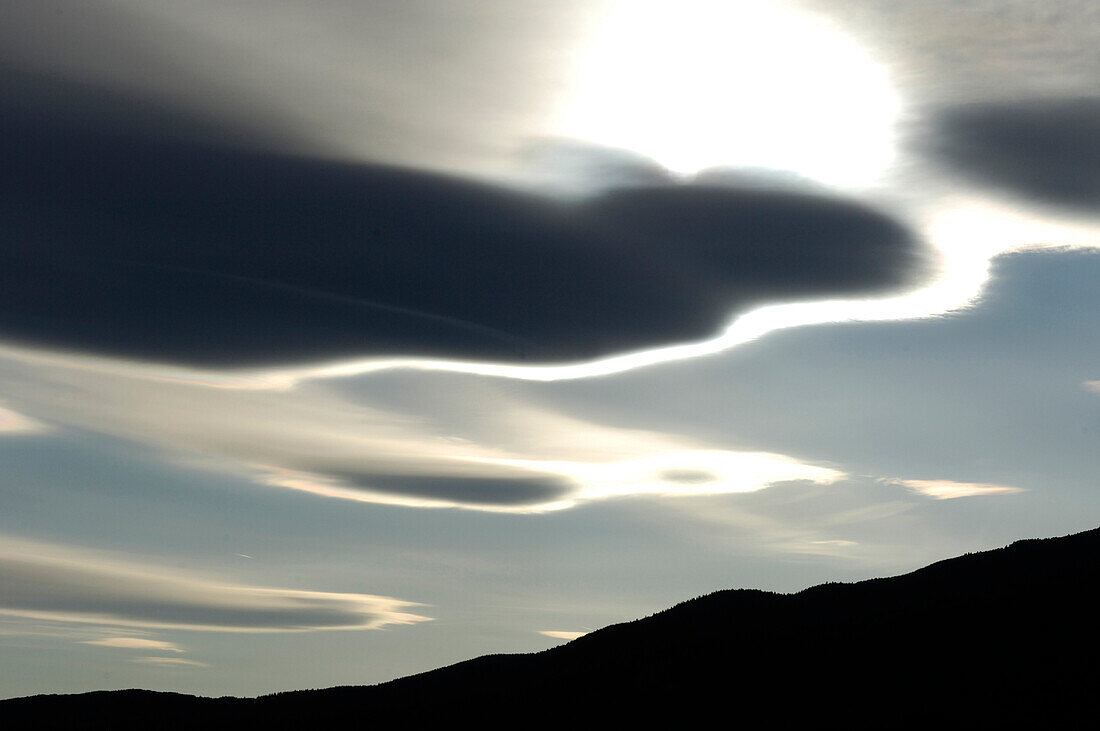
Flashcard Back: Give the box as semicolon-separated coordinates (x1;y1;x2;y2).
0;402;46;435
132;657;208;668
538;630;587;641
889;478;1026;500
0;536;430;633
0;353;842;512
82;637;184;652
470;450;844;508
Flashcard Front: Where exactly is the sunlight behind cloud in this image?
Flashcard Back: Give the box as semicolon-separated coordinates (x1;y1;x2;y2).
557;0;900;188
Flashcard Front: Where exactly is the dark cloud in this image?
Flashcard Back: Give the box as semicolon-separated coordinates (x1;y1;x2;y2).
321;473;574;507
928;97;1100;210
0;81;923;368
0;69;296;154
575;186;917;301
0;5;307;156
0;1;594;174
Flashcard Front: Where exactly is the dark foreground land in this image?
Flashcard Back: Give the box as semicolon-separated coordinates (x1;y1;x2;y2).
5;526;1098;727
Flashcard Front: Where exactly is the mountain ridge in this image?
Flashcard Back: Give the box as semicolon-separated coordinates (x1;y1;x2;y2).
5;525;1098;726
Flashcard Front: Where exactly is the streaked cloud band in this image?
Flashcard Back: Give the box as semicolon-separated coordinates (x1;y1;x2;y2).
0;537;429;633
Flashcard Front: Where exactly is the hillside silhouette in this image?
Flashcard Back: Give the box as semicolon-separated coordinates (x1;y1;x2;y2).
5;525;1098;727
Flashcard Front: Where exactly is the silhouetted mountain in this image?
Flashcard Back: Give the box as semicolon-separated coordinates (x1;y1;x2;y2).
6;526;1099;727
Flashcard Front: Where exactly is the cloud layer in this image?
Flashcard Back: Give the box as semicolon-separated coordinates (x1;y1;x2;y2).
82;637;184;652
0;403;45;435
928;97;1100;210
0;73;922;369
0;536;428;632
890;478;1026;500
0;345;848;511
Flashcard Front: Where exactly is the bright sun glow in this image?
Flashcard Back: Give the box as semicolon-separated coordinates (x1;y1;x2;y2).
476;450;844;505
557;0;900;188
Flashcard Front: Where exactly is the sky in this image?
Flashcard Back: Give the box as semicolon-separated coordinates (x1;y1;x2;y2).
1;0;1098;698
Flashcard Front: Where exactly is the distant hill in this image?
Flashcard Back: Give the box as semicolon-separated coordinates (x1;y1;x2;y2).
6;526;1098;727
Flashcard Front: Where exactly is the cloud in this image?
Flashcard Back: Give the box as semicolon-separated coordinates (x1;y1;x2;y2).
260;449;844;513
474;450;845;506
0;351;845;511
0;536;429;632
256;466;579;512
539;630;587;641
296;471;574;508
691;166;825;193
927;97;1100;211
0;1;589;173
517;139;674;196
0;76;922;369
0;4;300;152
132;657;208;668
888;479;1026;500
0;403;45;435
81;638;184;652
1085;381;1100;394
